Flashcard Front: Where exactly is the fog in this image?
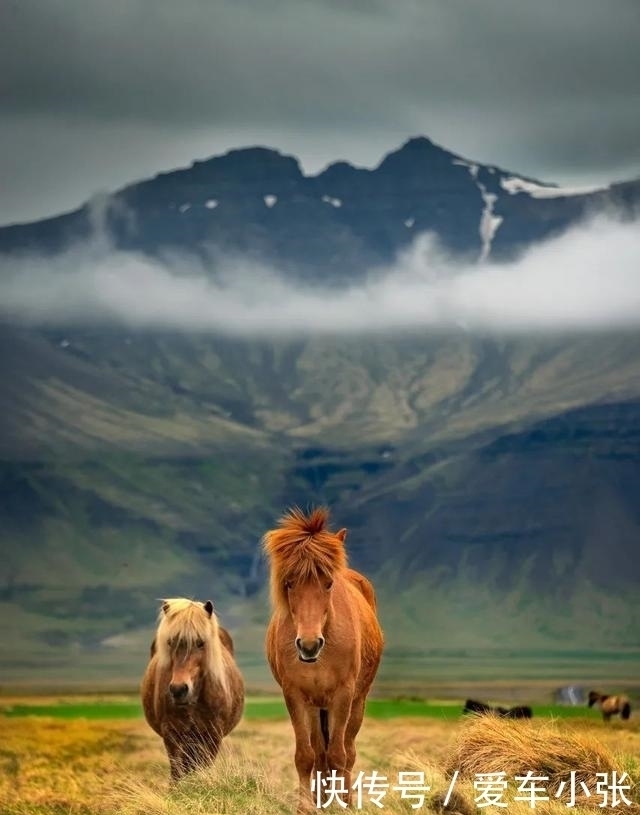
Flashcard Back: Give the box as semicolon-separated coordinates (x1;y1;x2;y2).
1;213;639;336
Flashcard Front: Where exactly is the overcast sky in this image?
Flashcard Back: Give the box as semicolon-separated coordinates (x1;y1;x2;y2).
2;0;639;226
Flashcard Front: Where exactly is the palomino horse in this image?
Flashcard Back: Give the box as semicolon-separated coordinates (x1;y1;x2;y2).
588;690;631;722
141;598;245;781
263;507;384;811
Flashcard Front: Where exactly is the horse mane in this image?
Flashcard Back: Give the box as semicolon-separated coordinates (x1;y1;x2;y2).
262;507;348;614
154;598;228;695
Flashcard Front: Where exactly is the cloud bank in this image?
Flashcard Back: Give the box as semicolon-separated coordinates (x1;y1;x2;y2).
0;214;639;337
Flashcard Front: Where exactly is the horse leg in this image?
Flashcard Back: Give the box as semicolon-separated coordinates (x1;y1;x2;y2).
181;727;221;775
344;694;367;775
165;729;211;782
284;691;316;813
165;738;186;783
309;708;329;806
326;685;355;807
200;733;222;772
182;737;210;776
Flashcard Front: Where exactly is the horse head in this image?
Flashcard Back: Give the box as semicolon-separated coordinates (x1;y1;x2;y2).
263;507;348;664
588;690;602;708
284;571;335;662
156;598;218;705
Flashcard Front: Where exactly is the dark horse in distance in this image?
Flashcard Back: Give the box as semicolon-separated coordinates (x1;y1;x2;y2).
463;698;532;718
588;690;631;722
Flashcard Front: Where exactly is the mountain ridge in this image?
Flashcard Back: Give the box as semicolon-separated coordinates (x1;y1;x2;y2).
2;136;638;273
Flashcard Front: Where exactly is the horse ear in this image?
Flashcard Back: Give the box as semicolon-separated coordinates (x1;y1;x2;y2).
162;602;170;614
204;600;214;617
336;528;347;543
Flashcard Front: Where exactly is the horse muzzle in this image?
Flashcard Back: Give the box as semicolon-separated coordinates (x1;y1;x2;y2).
295;636;324;662
169;682;191;705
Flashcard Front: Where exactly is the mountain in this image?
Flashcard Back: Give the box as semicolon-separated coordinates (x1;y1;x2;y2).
1;138;639;688
2;136;639;278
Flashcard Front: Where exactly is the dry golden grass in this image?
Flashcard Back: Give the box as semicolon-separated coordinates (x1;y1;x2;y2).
444;714;640;813
0;713;638;815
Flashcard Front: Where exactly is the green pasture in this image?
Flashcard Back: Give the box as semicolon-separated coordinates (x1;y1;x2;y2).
0;696;604;722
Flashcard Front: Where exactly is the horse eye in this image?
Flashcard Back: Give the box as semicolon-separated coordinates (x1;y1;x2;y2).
196;639;205;649
326;580;333;590
284;581;292;591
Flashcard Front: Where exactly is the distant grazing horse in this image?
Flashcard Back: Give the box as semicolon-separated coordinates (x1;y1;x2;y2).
505;705;533;719
463;699;532;718
463;699;493;715
588;690;631;722
141;598;245;781
263;507;384;811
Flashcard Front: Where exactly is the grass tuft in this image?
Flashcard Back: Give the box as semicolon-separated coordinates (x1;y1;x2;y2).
445;713;639;811
106;748;295;815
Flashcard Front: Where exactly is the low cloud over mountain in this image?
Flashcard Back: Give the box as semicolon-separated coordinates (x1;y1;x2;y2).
1;211;638;336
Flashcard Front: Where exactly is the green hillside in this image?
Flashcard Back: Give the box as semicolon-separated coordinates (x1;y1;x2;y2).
1;325;640;686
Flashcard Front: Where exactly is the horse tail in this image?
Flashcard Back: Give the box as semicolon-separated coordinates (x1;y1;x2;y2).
319;708;330;749
621;701;631;720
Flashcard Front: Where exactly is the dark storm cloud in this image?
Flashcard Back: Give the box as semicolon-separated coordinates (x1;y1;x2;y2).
2;0;402;125
1;0;639;223
4;0;638;126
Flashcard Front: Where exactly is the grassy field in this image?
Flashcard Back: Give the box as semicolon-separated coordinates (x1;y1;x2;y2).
1;694;638;815
0;696;609;722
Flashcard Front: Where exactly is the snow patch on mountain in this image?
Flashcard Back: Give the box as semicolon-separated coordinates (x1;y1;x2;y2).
452;159;479;179
500;176;608;198
478;185;503;263
454;160;503;261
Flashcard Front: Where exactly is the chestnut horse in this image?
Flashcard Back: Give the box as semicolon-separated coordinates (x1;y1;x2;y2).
141;598;245;781
588;690;631;722
263;507;384;810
